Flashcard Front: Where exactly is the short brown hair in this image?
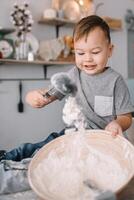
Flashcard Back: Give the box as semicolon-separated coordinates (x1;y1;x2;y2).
73;15;111;43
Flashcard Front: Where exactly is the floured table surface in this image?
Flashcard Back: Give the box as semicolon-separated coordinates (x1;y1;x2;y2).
117;177;134;200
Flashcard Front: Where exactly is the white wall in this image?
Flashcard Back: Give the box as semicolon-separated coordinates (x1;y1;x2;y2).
94;0;134;78
0;0;134;150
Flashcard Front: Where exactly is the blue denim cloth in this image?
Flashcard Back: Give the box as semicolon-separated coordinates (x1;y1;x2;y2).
3;129;65;162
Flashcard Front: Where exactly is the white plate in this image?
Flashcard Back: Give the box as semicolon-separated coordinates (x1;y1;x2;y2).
62;0;81;21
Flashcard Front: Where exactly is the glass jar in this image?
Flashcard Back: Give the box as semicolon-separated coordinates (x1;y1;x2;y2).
15;34;29;60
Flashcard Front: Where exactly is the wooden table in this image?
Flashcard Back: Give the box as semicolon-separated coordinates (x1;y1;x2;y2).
117;177;134;200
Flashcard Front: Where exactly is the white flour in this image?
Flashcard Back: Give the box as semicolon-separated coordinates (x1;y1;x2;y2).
33;97;133;200
34;133;129;200
62;96;87;129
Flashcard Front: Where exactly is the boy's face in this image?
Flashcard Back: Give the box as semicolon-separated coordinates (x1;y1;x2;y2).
74;27;113;75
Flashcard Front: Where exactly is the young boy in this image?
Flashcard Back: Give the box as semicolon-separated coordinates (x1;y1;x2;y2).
26;15;133;136
1;15;133;161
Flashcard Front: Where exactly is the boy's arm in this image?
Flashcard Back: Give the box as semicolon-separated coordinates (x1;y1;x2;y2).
25;72;77;108
105;113;132;136
25;89;57;108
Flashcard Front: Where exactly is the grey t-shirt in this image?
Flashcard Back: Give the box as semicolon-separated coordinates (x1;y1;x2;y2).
66;66;134;129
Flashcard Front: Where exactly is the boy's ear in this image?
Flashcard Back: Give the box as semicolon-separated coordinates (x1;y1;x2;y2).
108;44;114;57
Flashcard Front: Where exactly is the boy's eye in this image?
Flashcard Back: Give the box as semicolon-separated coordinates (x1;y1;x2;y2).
92;51;100;54
76;52;85;55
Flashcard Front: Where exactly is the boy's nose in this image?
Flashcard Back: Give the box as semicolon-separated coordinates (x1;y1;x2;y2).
84;54;93;62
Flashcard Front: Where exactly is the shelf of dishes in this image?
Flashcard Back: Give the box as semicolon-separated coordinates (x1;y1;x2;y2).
0;58;75;66
38;16;122;30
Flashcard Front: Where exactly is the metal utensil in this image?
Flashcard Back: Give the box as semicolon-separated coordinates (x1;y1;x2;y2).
18;81;24;113
83;179;116;200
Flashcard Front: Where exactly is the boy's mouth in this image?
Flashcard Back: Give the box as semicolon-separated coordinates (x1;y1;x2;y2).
84;65;97;70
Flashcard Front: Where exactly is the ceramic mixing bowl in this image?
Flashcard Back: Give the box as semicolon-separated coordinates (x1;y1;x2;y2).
28;130;134;200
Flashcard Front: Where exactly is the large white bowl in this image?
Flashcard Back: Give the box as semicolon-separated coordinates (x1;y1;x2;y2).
28;130;134;200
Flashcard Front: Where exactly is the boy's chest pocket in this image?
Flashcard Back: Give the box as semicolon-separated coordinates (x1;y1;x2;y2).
94;96;113;117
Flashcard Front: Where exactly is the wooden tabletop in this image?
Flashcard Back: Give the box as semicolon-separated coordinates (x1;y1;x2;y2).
117;177;134;200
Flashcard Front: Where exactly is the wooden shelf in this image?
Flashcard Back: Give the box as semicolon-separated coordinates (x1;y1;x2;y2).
38;16;122;30
0;58;75;66
0;58;75;81
38;17;76;26
102;16;122;30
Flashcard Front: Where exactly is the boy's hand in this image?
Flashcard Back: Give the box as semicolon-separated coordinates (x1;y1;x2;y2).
105;120;123;137
25;89;50;108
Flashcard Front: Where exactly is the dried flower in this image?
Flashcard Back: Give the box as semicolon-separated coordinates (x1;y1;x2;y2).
10;2;34;37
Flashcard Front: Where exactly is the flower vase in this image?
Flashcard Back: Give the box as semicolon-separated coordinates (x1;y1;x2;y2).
15;34;29;60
